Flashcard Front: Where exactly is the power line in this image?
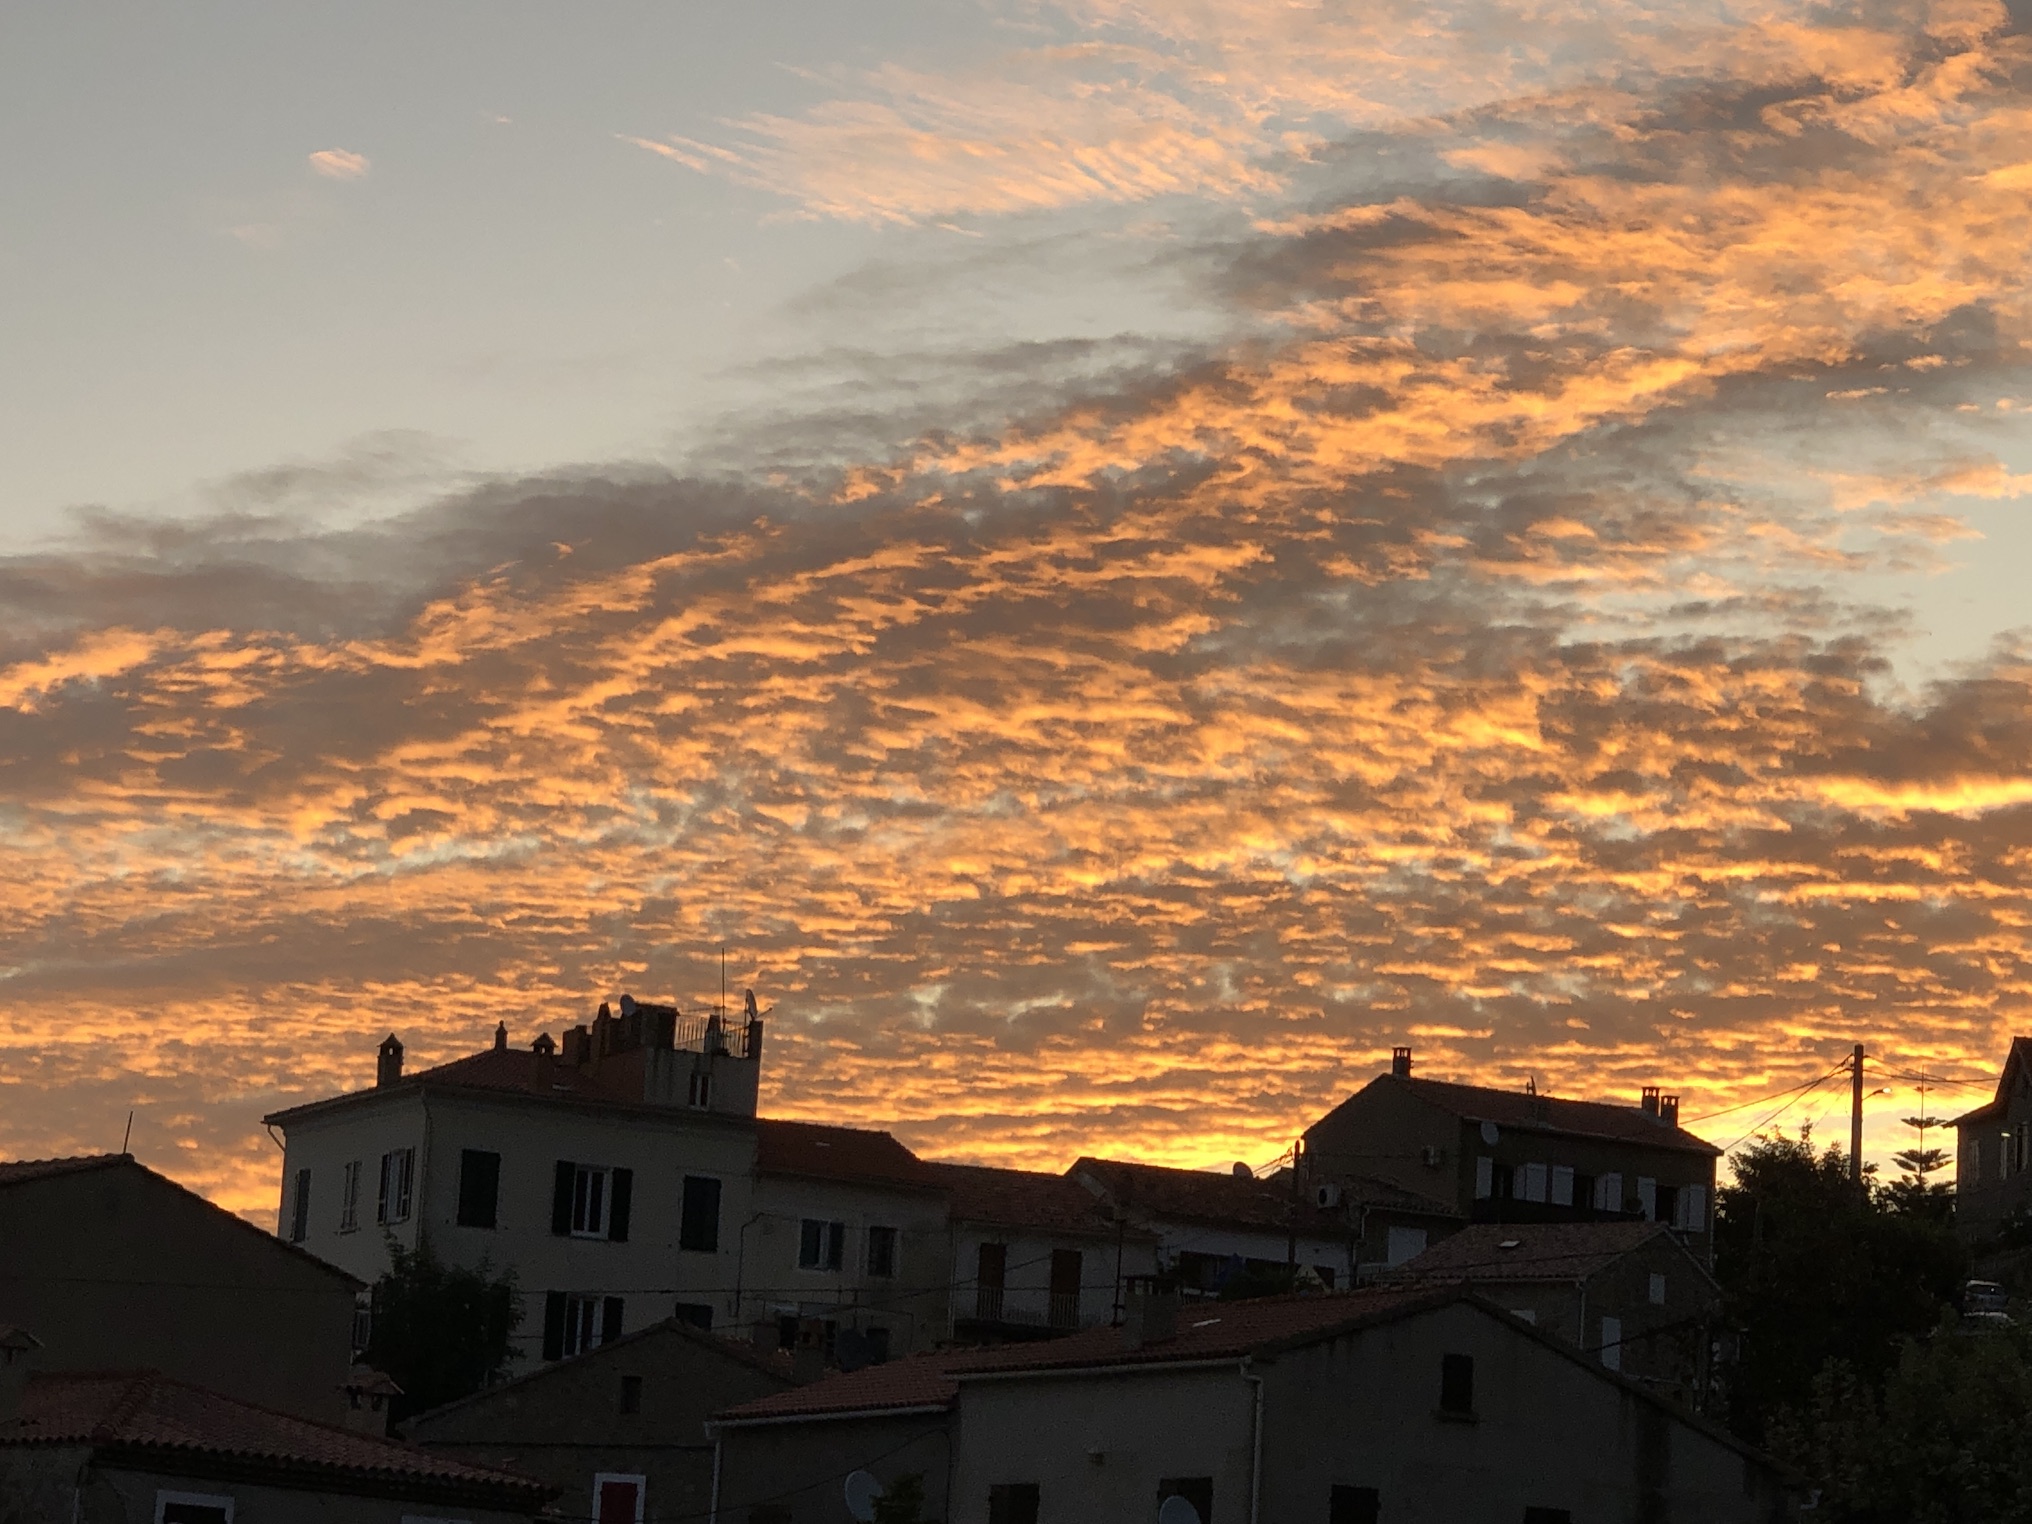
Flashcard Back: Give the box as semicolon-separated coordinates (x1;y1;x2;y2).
1683;1060;1853;1125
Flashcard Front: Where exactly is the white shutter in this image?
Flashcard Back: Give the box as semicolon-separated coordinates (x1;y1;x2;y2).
1600;1316;1622;1371
1597;1173;1623;1213
1475;1156;1494;1199
1679;1183;1706;1231
1524;1163;1548;1203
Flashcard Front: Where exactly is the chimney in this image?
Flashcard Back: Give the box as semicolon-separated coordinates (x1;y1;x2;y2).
531;1032;556;1092
1640;1086;1661;1118
1231;1162;1252;1179
493;1022;508;1052
1122;1285;1178;1350
376;1035;404;1088
562;1026;591;1068
0;1327;41;1422
1391;1047;1413;1078
337;1365;402;1436
1660;1094;1680;1127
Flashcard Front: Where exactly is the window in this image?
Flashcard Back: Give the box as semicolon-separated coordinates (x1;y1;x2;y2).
377;1148;414;1225
457;1150;501;1229
1675;1183;1707;1232
1049;1248;1083;1328
799;1219;846;1271
976;1241;1007;1320
1474;1156;1494;1198
673;1301;714;1330
1522;1511;1573;1524
543;1292;625;1360
1971;1138;1983;1183
351;1291;373;1356
289;1168;311;1243
680;1176;723;1252
989;1482;1041;1524
1636;1177;1657;1221
155;1493;233;1524
1655;1182;1680;1227
1519;1162;1548;1203
1329;1485;1380;1524
550;1161;633;1241
620;1374;643;1414
867;1224;900;1278
339;1160;361;1232
1439;1352;1475;1414
592;1473;646;1524
688;1070;713;1108
1649;1272;1667;1305
1600;1315;1623;1371
1594;1172;1623;1213
1550;1165;1574;1206
1157;1476;1214;1524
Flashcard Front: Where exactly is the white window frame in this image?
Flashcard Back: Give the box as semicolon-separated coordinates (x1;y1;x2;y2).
591;1472;649;1524
155;1491;235;1523
562;1293;619;1357
571;1165;612;1238
339;1159;362;1232
687;1070;713;1109
378;1148;415;1225
798;1218;846;1272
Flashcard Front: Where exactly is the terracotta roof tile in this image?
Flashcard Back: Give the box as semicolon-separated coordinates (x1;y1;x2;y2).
1392;1222;1688;1284
0;1155;128;1187
1342;1076;1721;1155
5;1372;549;1503
755;1119;936;1190
924;1162;1142;1237
717;1351;963;1422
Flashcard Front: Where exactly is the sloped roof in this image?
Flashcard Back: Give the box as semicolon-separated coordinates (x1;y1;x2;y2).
924;1162;1146;1237
263;1044;657;1124
756;1119;938;1190
0;1154;363;1290
1067;1157;1354;1237
716;1350;965;1422
1391;1222;1714;1287
1318;1075;1720;1156
4;1371;549;1506
1949;1037;2032;1127
405;1317;793;1436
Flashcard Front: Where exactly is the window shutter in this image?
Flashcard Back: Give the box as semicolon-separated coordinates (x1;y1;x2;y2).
377;1153;392;1225
602;1296;625;1345
552;1161;576;1236
608;1169;633;1242
542;1291;567;1361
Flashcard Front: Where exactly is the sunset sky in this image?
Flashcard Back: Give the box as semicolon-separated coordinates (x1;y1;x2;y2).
7;0;2032;1216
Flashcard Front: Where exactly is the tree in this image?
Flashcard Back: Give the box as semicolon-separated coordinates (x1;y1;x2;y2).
871;1472;930;1524
1769;1322;2032;1523
1713;1130;1964;1442
363;1236;522;1420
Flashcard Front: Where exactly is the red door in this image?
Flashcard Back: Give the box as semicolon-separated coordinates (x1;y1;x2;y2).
596;1478;642;1524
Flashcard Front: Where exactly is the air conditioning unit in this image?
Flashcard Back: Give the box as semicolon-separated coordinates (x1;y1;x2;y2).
1314;1182;1342;1209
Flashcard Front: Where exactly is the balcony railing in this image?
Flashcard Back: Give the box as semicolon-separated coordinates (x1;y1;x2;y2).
674;1014;757;1058
1048;1291;1080;1330
975;1285;1005;1323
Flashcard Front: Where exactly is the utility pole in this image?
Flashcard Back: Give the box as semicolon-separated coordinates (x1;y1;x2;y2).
1850;1042;1866;1184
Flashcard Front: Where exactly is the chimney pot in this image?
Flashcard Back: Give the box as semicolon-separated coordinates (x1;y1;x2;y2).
376;1035;404;1088
1660;1094;1680;1126
1391;1046;1413;1078
493;1022;508;1052
1641;1086;1661;1118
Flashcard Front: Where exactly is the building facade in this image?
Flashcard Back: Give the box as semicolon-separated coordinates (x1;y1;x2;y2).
0;1154;361;1423
1303;1050;1721;1262
1952;1036;2032;1241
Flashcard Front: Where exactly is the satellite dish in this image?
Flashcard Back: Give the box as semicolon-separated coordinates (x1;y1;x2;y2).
1159;1497;1204;1524
1480;1120;1500;1146
844;1470;881;1523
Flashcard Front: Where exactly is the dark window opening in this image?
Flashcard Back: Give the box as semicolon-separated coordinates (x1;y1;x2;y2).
1159;1475;1214;1523
1440;1352;1475;1414
976;1241;1008;1321
673;1301;714;1330
867;1224;899;1277
1330;1485;1380;1524
619;1374;643;1414
1049;1248;1083;1328
289;1168;311;1243
159;1504;231;1524
1522;1511;1573;1524
680;1175;722;1252
989;1481;1042;1524
457;1149;501;1229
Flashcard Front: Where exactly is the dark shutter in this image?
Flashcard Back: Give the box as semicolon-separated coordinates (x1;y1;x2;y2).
602;1296;625;1345
542;1291;567;1361
458;1150;501;1229
290;1168;311;1242
680;1175;722;1252
608;1168;633;1242
551;1161;575;1236
376;1153;392;1225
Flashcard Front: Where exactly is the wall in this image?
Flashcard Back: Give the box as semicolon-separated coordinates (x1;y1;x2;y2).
1956;1074;2032;1240
744;1176;953;1356
0;1162;358;1422
0;1449;538;1524
948;1225;1158;1335
946;1365;1254;1524
1260;1301;1788;1524
713;1412;954;1524
278;1089;760;1372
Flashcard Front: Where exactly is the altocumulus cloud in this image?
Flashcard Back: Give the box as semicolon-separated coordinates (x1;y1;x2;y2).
307;148;370;180
9;0;2032;1214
